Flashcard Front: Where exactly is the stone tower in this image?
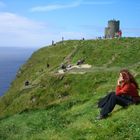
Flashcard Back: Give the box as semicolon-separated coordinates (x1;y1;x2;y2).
105;19;120;38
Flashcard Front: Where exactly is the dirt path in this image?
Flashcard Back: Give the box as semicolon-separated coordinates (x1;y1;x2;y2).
57;64;121;74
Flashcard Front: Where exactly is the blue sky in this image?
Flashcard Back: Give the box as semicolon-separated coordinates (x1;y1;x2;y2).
0;0;140;48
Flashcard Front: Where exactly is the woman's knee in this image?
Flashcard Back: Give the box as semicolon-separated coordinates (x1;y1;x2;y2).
110;92;116;97
108;91;115;96
110;92;117;101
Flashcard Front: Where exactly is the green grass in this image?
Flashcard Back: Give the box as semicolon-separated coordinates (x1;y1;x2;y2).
0;102;140;140
0;37;140;140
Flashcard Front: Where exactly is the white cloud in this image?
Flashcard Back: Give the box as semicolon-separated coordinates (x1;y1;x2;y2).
81;0;115;5
0;12;86;47
0;1;5;7
59;31;85;40
0;12;57;47
0;12;44;31
30;0;115;12
122;27;140;32
30;1;80;12
122;27;140;37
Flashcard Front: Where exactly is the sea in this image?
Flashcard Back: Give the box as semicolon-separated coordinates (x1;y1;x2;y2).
0;47;36;96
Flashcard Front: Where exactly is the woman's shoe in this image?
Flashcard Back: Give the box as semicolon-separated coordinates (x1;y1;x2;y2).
96;114;108;120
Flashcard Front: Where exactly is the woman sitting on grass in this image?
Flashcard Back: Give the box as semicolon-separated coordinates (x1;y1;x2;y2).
97;69;140;120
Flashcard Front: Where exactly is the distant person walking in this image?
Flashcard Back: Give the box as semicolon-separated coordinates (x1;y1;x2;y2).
97;69;140;120
118;30;122;38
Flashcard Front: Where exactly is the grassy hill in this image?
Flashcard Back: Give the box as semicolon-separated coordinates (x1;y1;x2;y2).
0;37;140;140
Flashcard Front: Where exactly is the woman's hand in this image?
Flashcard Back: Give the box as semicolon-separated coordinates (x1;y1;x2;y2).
117;75;123;86
117;79;121;85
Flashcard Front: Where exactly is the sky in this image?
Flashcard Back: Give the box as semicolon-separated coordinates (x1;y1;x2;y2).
0;0;140;48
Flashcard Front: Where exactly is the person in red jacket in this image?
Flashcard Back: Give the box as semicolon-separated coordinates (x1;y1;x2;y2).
97;69;140;120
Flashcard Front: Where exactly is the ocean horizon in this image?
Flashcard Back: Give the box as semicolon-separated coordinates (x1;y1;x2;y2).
0;47;36;96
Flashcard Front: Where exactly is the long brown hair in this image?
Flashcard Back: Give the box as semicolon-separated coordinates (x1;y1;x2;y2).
120;69;139;89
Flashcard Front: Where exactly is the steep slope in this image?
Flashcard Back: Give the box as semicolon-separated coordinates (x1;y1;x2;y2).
0;38;140;140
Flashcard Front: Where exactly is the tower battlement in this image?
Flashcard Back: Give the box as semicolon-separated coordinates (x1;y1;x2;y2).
105;19;121;38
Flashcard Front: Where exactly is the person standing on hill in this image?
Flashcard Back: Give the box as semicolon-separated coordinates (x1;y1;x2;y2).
97;69;140;120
